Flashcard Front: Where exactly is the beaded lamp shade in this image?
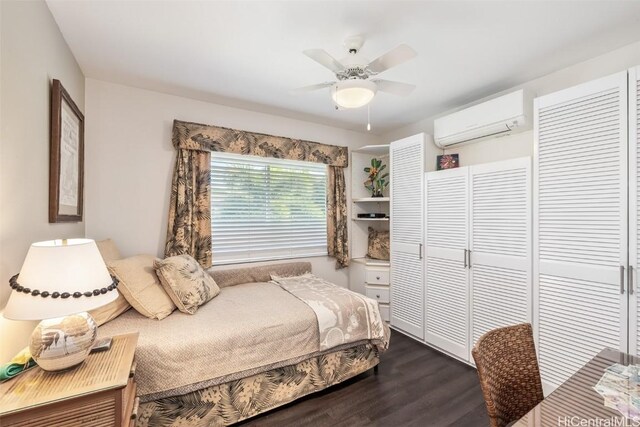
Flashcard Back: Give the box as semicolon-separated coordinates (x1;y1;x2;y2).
3;239;118;371
3;239;117;320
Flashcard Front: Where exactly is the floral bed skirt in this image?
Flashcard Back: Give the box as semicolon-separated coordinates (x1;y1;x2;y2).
136;343;380;426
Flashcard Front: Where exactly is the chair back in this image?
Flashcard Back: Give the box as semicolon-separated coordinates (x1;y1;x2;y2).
472;323;544;427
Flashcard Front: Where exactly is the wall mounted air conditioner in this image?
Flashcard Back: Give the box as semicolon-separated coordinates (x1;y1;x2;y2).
433;89;532;148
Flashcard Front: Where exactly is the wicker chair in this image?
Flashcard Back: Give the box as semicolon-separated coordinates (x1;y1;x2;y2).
472;323;544;427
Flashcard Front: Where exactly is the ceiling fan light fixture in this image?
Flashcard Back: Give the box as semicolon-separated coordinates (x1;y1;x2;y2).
332;79;377;109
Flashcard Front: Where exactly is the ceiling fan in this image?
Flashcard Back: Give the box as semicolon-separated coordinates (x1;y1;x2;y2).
294;35;417;110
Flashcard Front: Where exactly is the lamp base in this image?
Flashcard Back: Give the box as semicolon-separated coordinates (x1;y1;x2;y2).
29;312;97;371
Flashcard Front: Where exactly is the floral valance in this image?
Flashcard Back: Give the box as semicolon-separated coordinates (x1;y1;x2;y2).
172;120;348;168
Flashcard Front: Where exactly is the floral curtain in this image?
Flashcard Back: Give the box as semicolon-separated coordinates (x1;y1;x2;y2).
327;166;349;268
166;120;349;269
172;120;348;167
164;148;212;267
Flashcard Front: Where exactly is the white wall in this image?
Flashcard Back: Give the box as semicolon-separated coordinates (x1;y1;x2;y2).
382;40;640;170
0;0;85;362
84;79;379;288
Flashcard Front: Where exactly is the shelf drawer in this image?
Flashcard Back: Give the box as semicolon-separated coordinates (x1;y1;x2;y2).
366;286;390;304
379;304;390;322
365;268;390;285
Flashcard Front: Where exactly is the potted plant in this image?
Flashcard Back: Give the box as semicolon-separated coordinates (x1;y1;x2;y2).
364;158;389;197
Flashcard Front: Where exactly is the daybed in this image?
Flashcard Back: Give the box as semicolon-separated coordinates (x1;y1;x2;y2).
98;261;390;426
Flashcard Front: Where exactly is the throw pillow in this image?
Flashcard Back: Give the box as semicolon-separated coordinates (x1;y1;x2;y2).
88;293;131;326
367;227;390;260
96;239;122;263
90;239;131;324
108;255;176;320
154;254;221;314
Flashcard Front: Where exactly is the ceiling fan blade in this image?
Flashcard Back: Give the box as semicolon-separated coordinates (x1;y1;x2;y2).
303;49;345;73
372;79;416;97
290;82;335;94
367;44;417;74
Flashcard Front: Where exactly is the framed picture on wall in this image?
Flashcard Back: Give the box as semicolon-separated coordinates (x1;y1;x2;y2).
436;153;459;170
49;79;84;223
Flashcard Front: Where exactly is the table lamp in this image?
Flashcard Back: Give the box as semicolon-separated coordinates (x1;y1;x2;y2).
3;239;118;371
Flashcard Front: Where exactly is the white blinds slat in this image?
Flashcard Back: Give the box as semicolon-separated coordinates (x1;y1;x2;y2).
211;152;327;265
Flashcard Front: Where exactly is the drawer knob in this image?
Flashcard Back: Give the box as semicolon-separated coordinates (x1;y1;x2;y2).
376;276;381;280
376;294;380;298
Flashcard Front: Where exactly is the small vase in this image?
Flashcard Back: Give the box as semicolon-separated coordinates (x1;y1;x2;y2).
30;312;97;371
372;189;384;198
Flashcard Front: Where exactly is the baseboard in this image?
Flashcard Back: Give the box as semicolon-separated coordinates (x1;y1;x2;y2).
388;325;474;368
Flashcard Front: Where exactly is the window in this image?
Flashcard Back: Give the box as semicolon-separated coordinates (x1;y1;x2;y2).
211;152;327;265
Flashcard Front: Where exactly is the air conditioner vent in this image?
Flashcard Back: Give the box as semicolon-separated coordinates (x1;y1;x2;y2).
434;90;532;148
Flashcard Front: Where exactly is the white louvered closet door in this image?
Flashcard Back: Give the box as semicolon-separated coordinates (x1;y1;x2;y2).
424;167;469;360
629;67;640;356
535;71;628;390
390;133;425;339
469;157;532;359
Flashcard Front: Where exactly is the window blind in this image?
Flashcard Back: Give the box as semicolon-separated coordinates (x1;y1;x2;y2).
211;152;328;265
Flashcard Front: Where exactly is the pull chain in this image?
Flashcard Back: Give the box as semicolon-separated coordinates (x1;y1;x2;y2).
367;103;371;131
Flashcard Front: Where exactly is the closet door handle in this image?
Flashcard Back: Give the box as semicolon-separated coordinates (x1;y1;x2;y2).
621;265;626;294
419;243;423;260
468;250;472;268
463;249;468;268
630;266;635;295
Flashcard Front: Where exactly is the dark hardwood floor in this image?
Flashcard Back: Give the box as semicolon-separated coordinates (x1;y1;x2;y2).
240;330;490;426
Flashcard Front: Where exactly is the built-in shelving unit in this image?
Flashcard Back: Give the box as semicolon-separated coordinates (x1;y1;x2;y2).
351;257;390;267
352;197;390;203
350;145;391;322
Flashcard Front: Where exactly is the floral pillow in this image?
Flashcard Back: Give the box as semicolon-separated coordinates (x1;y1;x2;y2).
154;254;220;314
367;227;390;261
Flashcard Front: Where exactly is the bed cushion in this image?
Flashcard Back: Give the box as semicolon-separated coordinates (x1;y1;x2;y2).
108;255;176;320
98;281;319;401
208;261;312;288
154;254;220;314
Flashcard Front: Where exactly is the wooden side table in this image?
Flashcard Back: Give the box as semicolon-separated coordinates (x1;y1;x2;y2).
0;333;138;427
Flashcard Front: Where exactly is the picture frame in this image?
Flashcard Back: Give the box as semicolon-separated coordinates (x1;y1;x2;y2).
49;79;84;223
436;153;459;171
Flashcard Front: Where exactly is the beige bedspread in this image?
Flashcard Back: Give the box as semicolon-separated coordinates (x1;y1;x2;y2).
99;282;319;401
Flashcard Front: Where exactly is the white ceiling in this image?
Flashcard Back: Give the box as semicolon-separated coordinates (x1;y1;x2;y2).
46;0;640;134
